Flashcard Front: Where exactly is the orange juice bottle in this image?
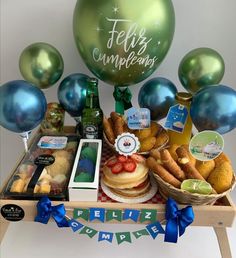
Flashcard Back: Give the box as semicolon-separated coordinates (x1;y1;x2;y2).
167;92;193;145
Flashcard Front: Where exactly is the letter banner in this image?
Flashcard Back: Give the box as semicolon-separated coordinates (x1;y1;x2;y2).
98;231;114;243
115;232;132;244
106;209;122;222
69;219;84;232
80;226;98;238
132;229;149;239
146;221;165;239
73;208;89;221
89;208;105;222
123;209;140;222
140;209;157;223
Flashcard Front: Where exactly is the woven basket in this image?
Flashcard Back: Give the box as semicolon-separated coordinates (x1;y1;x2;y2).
152;172;236;205
103;123;169;155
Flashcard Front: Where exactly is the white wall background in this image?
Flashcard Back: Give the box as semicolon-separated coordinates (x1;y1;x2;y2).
0;0;236;258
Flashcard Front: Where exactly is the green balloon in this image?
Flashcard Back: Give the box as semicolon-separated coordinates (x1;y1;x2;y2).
178;47;225;94
19;42;64;89
73;0;175;86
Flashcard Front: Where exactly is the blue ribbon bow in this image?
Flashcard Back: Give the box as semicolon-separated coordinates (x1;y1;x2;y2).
35;196;69;227
164;198;194;243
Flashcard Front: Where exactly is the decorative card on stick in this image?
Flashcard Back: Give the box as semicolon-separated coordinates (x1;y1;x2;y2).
189;130;224;161
164;104;188;133
126;107;150;130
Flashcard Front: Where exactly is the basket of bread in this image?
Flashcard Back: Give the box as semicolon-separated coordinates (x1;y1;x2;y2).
146;144;236;205
103;112;169;154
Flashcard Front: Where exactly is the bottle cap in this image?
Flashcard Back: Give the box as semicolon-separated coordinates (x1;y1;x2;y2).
88;77;98;84
176;92;192;102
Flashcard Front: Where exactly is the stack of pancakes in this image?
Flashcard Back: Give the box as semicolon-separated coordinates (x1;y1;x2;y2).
102;156;150;198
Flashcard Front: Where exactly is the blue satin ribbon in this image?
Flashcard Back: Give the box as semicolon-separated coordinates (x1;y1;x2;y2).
35;196;69;227
164;198;194;243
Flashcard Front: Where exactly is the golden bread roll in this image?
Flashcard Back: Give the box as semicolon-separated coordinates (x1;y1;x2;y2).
154;130;169;148
150;122;161;137
207;162;234;193
195;160;215;179
214;153;231;167
135;128;152;141
139;136;156;152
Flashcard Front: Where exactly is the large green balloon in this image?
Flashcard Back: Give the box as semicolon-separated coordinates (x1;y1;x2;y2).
178;48;225;94
73;0;175;86
19;42;64;89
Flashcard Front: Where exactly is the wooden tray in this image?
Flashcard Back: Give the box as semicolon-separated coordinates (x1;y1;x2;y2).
1;126;236;258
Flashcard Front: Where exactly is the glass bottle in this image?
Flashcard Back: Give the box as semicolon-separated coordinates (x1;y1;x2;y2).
167;92;193;145
81;78;103;139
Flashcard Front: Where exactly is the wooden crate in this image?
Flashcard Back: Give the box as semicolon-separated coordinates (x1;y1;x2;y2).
0;126;235;258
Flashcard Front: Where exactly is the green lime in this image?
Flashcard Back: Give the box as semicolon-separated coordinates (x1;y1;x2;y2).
181;179;212;195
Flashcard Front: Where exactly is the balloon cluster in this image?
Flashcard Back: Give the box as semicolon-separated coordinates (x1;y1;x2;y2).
178;47;236;134
1;0;236;153
137;47;236;134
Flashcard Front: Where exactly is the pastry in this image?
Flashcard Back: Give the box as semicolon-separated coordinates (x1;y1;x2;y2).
154;129;169;148
139;136;156;152
46;156;71;177
207;162;234;193
195;160;215;179
10;178;25;193
103;154;150;198
176;146;205;180
160;149;186;181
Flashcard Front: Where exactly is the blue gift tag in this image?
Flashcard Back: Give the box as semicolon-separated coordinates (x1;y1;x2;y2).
164;104;188;133
126;107;150;130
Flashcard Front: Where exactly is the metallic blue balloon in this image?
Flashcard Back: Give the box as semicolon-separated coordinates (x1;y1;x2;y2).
138;77;177;120
0;80;47;133
190;85;236;134
57;73;90;118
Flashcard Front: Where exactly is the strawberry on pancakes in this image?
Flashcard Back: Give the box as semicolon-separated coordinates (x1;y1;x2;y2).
102;154;150;198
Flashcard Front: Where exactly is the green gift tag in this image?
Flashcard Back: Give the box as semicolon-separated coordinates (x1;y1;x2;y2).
73;208;89;221
80;226;98;238
115;232;132;244
133;229;149;239
181;179;212;195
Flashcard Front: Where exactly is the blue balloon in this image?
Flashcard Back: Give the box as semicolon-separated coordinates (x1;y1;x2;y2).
138;77;177;120
57;73;90;118
0;80;47;133
190;85;236;134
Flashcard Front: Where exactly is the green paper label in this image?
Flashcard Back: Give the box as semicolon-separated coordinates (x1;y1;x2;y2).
106;209;122;222
73;209;89;221
133;229;149;239
140;209;157;223
115;232;132;244
79;226;98;238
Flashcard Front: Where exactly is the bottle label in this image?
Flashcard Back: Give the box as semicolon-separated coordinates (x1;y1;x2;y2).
164;104;188;133
83;124;98;139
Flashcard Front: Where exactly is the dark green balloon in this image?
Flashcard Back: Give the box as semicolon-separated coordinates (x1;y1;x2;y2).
19;42;64;89
178;48;225;94
73;0;175;86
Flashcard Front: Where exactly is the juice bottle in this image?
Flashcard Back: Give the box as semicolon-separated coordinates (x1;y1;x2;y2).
167;92;193;145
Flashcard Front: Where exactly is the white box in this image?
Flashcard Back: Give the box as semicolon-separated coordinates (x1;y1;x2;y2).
68;139;102;201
